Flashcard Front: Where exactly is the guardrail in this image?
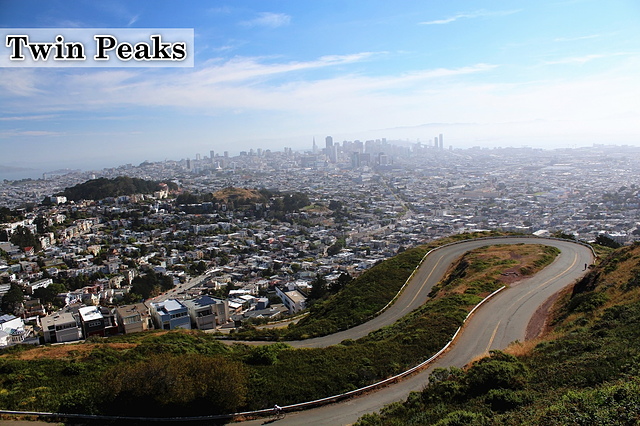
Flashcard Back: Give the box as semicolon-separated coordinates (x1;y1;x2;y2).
0;235;593;423
0;285;508;423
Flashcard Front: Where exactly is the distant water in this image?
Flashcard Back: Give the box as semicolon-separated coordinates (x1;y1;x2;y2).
0;166;84;182
0;169;45;181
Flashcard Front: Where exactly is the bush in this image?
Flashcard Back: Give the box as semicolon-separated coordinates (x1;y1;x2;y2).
434;410;489;426
101;353;248;416
485;388;533;412
465;351;530;394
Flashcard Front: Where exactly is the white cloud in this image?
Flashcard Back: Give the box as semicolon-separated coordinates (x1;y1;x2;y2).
127;14;140;27
208;6;232;15
554;34;602;42
420;9;520;25
543;52;635;65
0;130;64;138
0;115;57;121
0;69;46;96
2;51;638;151
240;12;291;28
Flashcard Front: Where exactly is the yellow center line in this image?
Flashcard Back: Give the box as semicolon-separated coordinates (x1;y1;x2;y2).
401;256;443;313
484;251;580;351
516;252;579;303
485;320;501;352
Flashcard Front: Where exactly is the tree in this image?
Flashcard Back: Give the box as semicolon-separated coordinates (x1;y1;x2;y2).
327;238;345;256
1;284;24;315
10;226;41;252
309;275;328;302
33;282;67;305
330;273;352;293
131;270;175;299
595;234;621;249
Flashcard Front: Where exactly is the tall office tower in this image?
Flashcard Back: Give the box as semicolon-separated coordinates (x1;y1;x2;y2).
312;137;318;154
196;153;201;161
186;159;191;170
325;135;333;150
224;151;229;158
325;136;335;162
365;140;375;154
439;134;444;150
210;150;215;163
331;144;338;163
351;152;361;168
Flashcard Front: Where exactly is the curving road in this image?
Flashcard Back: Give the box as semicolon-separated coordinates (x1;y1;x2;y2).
238;237;594;425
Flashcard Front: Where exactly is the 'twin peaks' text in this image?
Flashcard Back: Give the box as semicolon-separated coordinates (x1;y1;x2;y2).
5;34;188;62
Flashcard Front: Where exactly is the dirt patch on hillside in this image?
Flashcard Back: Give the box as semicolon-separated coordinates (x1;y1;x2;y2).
526;291;562;340
9;342;136;361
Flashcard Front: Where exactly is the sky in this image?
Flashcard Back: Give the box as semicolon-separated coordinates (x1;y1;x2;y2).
1;0;639;177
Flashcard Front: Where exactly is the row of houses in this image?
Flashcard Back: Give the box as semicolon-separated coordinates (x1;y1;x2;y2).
39;295;231;344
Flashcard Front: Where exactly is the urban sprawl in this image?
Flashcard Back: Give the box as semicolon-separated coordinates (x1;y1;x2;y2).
1;137;639;347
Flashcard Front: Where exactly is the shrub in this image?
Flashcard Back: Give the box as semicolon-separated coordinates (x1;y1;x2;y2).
485;388;533;412
465;351;530;394
434;410;489;426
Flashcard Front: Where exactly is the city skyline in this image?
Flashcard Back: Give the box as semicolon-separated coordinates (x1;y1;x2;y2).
1;0;639;175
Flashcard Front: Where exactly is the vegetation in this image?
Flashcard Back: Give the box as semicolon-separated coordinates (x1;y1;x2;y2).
0;206;24;223
0;283;24;315
174;186;311;218
232;231;520;341
8;225;41;252
0;238;557;418
355;242;640;426
60;176;175;201
130;269;175;299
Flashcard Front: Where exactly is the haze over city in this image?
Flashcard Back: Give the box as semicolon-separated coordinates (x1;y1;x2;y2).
1;0;639;178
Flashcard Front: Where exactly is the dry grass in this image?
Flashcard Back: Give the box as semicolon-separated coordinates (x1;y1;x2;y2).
212;187;263;203
435;244;558;298
10;342;136;361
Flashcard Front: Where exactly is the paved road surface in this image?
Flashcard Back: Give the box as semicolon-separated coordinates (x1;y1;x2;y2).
238;237;593;425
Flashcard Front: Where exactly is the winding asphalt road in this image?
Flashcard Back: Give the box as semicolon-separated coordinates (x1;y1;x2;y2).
238;237;594;425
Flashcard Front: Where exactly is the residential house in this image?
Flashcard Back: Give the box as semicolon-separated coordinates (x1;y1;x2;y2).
0;314;27;347
275;286;307;314
182;295;229;330
149;299;191;330
115;303;152;334
25;278;53;295
78;305;106;338
42;312;82;343
99;306;119;336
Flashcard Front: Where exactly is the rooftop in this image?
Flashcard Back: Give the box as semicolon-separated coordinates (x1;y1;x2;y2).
78;306;103;322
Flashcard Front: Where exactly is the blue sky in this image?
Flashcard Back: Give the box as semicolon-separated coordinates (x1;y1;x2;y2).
1;0;639;175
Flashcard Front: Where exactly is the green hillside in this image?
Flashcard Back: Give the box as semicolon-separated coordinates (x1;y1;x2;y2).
60;176;175;201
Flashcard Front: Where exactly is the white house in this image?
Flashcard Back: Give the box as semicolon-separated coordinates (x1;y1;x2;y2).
0;314;27;347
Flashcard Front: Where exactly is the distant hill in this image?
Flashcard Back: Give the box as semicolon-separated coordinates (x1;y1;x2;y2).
60;176;172;201
211;187;265;204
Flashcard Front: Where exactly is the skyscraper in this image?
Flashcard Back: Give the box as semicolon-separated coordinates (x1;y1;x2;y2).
325;136;333;150
325;136;335;162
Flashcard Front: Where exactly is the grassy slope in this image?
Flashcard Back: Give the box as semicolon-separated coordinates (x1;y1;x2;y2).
0;238;558;417
356;243;640;426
